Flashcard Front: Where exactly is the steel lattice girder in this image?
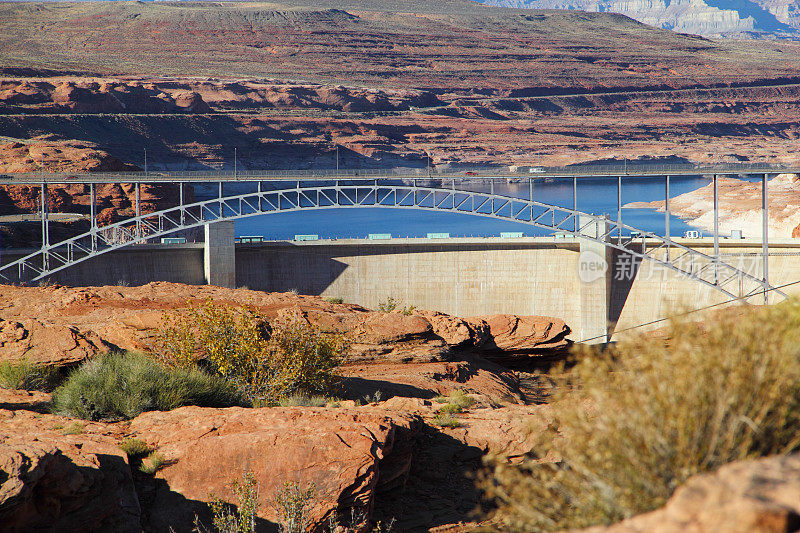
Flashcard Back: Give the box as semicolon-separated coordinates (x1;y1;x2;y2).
0;182;786;301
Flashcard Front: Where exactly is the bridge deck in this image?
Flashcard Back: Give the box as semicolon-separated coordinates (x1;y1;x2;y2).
0;164;796;184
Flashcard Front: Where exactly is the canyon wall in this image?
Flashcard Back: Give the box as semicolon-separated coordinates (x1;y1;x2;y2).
479;0;799;37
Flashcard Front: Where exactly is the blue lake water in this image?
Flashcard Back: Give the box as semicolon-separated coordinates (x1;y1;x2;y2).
219;176;714;240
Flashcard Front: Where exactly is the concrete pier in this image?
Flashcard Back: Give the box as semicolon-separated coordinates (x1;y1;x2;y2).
578;215;612;344
204;221;235;288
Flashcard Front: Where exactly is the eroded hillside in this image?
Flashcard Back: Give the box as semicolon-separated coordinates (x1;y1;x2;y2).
2;3;800;186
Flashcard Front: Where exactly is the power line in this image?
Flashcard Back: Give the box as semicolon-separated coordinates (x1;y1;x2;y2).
579;277;800;344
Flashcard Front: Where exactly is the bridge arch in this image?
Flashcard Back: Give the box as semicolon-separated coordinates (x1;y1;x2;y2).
0;181;784;301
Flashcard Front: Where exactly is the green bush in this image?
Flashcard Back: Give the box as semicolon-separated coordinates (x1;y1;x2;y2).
277;394;329;407
377;297;398;312
157;301;349;403
324;297;344;304
206;471;260;533
447;389;476;409
432;413;462;428
434;390;476;415
119;437;153;458
51;351;246;421
140;452;165;474
377;296;415;315
0;359;59;391
274;481;315;533
438;403;463;415
482;300;800;531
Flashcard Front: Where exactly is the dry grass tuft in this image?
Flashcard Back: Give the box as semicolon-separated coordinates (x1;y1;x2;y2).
482;300;800;531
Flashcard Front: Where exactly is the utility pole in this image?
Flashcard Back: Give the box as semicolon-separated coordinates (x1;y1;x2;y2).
427;152;431;178
623;142;628;175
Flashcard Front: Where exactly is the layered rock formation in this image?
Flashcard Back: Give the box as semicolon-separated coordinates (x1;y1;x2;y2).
0;406;139;532
0;138;136;174
0;282;571;371
0;79;441;116
3;2;800;177
480;0;798;37
627;173;800;238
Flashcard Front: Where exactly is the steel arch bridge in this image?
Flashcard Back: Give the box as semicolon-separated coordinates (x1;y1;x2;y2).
0;179;786;301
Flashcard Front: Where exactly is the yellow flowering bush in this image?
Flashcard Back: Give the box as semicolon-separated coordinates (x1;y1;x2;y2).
156;300;349;403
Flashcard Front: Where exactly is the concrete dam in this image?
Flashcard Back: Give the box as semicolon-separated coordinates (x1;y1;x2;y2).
6;220;800;343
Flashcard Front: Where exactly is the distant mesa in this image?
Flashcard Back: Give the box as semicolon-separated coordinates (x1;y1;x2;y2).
476;0;800;37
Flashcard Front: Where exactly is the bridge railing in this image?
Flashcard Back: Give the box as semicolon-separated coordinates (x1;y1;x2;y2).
0;162;794;183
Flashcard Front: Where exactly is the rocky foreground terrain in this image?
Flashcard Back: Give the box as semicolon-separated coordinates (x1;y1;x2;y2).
1;283;799;532
0;282;569;530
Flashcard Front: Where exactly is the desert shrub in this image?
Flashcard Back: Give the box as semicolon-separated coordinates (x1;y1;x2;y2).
447;389;476;409
361;390;383;404
438;403;463;415
432;413;461;428
277;394;329;407
377;297;415;315
482;300;800;531
119;437;153;458
274;481;315;533
140;452;165;474
62;421;85;435
157;301;349;403
51;351;246;421
327;508;396;532
157;300;270;372
206;471;260;533
266;319;349;399
377;297;398;312
119;438;163;473
324;297;344;304
0;359;59;391
435;390;476;415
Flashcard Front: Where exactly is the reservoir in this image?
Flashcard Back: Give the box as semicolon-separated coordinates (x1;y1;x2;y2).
227;175;713;240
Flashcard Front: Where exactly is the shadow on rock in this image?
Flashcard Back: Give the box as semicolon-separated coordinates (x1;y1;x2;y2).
372;424;486;531
137;475;278;533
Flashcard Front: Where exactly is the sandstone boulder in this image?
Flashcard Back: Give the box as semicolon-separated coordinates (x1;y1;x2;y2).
579;452;800;533
172;91;212;113
416;309;490;348
0;388;51;412
472;314;571;353
129;405;418;531
0;410;139;532
0;283;571;369
340;356;523;403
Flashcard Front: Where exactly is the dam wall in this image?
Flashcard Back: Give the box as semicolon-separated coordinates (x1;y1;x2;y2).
6;236;800;342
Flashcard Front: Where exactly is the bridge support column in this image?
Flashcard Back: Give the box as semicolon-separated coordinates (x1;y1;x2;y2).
204;221;236;288
578;215;612;344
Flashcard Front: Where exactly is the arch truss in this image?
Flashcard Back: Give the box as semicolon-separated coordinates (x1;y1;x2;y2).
0;179;786;301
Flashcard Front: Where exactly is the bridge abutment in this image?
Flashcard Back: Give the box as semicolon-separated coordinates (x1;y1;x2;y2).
578;215;612;344
204;221;236;288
